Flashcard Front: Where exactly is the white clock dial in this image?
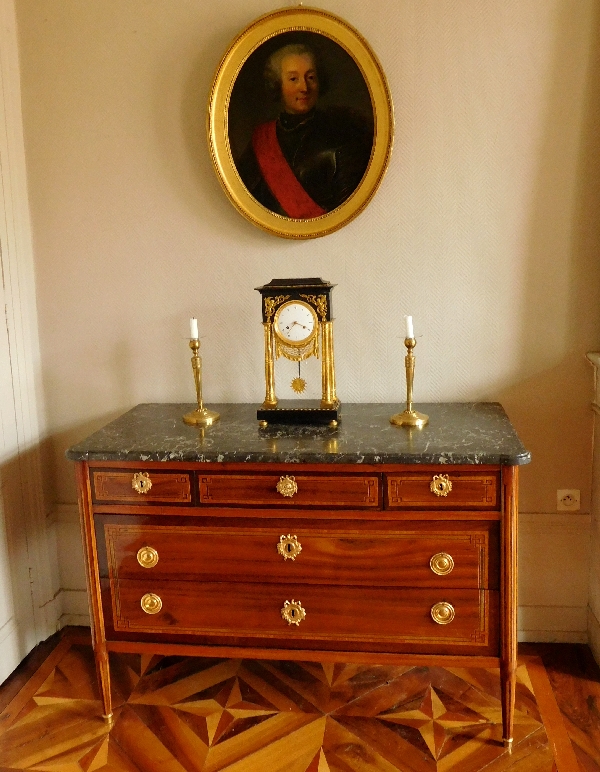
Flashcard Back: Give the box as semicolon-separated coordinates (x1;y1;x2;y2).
274;301;317;344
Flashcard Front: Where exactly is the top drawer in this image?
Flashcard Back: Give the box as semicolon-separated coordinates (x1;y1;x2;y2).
91;470;192;505
386;470;500;510
199;473;380;508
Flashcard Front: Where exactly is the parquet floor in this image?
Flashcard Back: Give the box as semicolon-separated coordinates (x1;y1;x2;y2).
0;631;588;771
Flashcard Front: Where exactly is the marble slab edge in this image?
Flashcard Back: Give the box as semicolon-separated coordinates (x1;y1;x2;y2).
65;402;531;466
66;448;531;466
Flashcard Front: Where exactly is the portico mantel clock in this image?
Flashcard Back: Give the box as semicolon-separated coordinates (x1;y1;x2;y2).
256;278;340;425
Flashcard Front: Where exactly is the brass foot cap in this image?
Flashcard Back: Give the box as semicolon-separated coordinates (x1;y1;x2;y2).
503;737;513;750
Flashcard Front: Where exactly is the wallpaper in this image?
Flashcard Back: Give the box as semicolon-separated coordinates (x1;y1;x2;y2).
15;0;600;513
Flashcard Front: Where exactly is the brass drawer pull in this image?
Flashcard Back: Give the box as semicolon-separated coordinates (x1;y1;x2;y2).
277;534;302;561
431;601;455;625
137;546;159;568
430;474;452;497
141;593;162;614
281;599;306;626
132;472;152;494
276;475;298;498
430;552;454;576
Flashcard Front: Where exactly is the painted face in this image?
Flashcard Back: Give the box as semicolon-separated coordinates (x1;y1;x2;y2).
280;54;319;114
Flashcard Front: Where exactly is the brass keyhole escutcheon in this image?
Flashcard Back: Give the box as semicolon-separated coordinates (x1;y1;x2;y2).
281;599;306;626
430;474;452;497
276;476;298;498
132;472;153;494
431;601;455;625
430;552;454;576
277;534;302;561
141;593;162;615
137;546;159;569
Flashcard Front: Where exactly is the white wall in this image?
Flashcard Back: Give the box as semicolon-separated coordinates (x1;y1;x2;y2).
14;1;600;637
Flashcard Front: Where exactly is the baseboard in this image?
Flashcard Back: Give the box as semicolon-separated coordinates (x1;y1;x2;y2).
54;617;588;644
0;619;22;684
52;506;593;643
37;593;62;635
58;589;88;614
58;613;91;629
518;630;588;643
51;503;79;523
587;607;600;665
518;603;588;643
518;512;590;643
51;588;89;630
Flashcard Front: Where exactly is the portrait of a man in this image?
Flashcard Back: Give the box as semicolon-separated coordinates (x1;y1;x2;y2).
228;32;375;220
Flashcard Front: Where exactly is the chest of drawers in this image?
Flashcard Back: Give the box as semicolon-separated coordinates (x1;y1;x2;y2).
68;402;529;747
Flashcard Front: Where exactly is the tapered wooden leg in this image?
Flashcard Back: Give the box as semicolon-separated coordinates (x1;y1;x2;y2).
500;659;515;749
501;465;518;747
94;642;113;722
76;462;112;721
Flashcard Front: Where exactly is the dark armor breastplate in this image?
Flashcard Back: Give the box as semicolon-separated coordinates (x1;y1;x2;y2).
276;110;371;211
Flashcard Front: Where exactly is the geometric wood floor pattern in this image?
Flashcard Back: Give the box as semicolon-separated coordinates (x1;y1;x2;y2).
0;634;579;771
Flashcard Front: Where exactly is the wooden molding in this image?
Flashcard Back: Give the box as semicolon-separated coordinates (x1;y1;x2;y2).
0;0;58;659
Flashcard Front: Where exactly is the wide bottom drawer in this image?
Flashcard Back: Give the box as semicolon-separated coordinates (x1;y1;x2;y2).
111;579;498;654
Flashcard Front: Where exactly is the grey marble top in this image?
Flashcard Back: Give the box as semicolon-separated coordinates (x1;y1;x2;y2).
66;403;530;466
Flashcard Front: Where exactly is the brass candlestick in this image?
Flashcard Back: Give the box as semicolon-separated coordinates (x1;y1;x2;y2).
390;337;429;428
183;338;220;426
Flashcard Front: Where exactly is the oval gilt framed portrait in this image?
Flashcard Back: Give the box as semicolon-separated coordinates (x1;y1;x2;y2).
208;8;394;239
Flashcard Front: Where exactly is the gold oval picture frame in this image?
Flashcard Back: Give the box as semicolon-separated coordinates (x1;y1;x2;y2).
208;7;394;239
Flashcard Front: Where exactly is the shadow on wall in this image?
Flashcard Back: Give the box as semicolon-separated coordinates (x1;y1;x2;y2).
48;412;128;506
42;331;144;507
500;0;600;514
154;22;251;234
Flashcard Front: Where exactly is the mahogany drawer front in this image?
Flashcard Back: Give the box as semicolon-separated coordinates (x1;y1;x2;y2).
199;474;380;508
111;579;497;652
91;470;191;504
104;523;496;589
386;471;500;509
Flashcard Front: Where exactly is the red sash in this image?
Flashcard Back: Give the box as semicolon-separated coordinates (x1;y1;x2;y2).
252;120;326;219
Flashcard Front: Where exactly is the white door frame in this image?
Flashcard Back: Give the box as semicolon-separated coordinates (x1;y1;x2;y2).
0;0;58;681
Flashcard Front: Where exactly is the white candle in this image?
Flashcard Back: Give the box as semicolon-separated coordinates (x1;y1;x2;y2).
405;315;414;339
190;317;198;339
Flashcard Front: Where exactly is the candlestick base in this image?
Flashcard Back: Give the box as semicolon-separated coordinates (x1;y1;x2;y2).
183;406;220;427
389;408;429;428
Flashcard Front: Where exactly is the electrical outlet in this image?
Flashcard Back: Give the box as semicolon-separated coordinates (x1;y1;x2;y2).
557;489;580;511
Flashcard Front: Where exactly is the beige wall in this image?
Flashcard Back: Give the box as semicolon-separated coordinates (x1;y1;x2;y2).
15;0;600;521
